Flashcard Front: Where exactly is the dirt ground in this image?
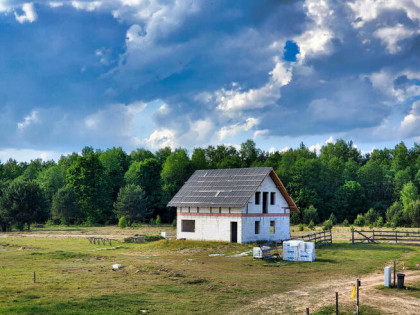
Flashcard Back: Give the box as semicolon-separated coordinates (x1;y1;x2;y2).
231;269;420;314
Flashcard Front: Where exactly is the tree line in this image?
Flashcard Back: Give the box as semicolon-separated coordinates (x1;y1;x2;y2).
0;139;419;231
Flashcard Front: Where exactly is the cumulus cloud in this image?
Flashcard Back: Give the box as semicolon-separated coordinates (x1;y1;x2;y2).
71;1;102;11
14;2;38;23
218;118;259;141
309;136;334;153
400;100;420;137
216;59;292;113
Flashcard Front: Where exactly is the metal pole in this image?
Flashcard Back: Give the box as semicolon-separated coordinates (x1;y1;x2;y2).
356;279;359;315
335;291;338;315
306;307;309;315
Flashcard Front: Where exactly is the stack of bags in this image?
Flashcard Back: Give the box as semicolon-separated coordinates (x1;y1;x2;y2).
283;240;315;262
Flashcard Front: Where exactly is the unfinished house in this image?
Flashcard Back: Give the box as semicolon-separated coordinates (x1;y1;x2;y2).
167;167;299;243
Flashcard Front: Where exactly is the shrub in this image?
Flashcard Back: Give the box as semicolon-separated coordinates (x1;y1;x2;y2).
354;214;365;227
172;219;177;227
303;205;319;225
342;219;349;227
308;220;315;230
155;215;161;226
149;218;155;225
407;200;420;227
328;213;337;225
350;225;354;232
299;223;304;231
364;208;378;225
118;216;128;229
15;222;25;231
144;235;164;242
374;216;384;228
322;219;333;231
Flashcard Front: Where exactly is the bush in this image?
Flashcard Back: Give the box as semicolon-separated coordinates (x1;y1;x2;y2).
149;218;155;225
350;225;355;232
328;213;337;225
374;216;384;228
407;200;420;227
342;219;349;227
172;219;177;227
155;215;161;226
303;205;319;225
299;223;304;231
308;220;315;230
118;216;128;229
354;214;365;227
15;221;25;231
364;208;378;225
322;219;333;231
144;235;165;242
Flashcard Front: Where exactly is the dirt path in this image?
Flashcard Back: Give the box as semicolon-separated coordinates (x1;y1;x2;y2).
0;233;128;240
231;270;420;314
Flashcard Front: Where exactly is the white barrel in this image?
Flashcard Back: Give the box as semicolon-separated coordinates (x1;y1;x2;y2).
161;231;167;238
384;266;391;287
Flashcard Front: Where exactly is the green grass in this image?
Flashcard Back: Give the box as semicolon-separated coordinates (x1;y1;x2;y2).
1;227;419;314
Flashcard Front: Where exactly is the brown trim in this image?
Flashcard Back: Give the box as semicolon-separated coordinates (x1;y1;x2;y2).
177;212;290;217
269;169;300;212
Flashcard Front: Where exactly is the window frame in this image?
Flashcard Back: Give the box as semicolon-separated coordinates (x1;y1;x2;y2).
181;220;195;233
255;221;260;234
255;191;261;205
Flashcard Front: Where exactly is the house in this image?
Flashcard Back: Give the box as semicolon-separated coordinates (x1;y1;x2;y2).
167;167;299;243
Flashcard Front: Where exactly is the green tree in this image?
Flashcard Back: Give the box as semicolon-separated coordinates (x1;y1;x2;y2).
37;165;66;203
302;205;319;225
125;158;162;218
113;184;148;223
1;159;24;181
155;147;172;166
2;180;48;230
335;181;367;223
130;148;154;163
407;200;420;227
51;186;79;225
240;139;261;167
99;147;129;201
161;149;191;221
400;181;418;210
66;152;113;224
191;148;208;170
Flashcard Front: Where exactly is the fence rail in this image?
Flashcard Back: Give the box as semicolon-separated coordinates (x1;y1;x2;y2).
289;230;332;248
352;230;420;244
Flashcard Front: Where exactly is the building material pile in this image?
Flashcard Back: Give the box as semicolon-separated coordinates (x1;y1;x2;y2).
283;240;315;262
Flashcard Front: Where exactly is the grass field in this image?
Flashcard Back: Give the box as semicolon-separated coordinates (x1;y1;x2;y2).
1;225;419;314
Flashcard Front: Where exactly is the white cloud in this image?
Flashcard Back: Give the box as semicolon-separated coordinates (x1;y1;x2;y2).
309;136;334;153
400;100;420;137
144;128;177;150
14;2;37;23
71;1;102;11
216;58;292;113
49;2;63;8
348;0;420;28
253;129;269;139
374;24;418;54
17;110;39;131
218;118;259;141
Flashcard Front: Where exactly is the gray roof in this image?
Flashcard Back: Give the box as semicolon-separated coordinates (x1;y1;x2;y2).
167;167;296;209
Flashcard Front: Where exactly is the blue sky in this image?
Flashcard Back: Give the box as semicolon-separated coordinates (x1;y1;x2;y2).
0;0;419;161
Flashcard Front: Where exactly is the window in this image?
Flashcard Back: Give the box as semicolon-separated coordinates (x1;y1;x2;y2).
270;192;275;205
270;221;275;234
255;221;260;234
197;207;200;213
255;192;261;204
263;192;268;213
181;220;195;232
219;207;221;214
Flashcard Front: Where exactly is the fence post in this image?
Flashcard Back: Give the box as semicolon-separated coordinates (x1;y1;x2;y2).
395;231;397;243
306;307;309;315
372;230;375;243
352;230;354;244
356;279;360;315
335;291;338;315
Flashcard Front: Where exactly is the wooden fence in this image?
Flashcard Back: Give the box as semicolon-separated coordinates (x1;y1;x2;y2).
289;230;332;248
352;230;420;244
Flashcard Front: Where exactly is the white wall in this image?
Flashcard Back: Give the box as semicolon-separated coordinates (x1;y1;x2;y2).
241;216;290;243
246;175;289;214
177;212;242;242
